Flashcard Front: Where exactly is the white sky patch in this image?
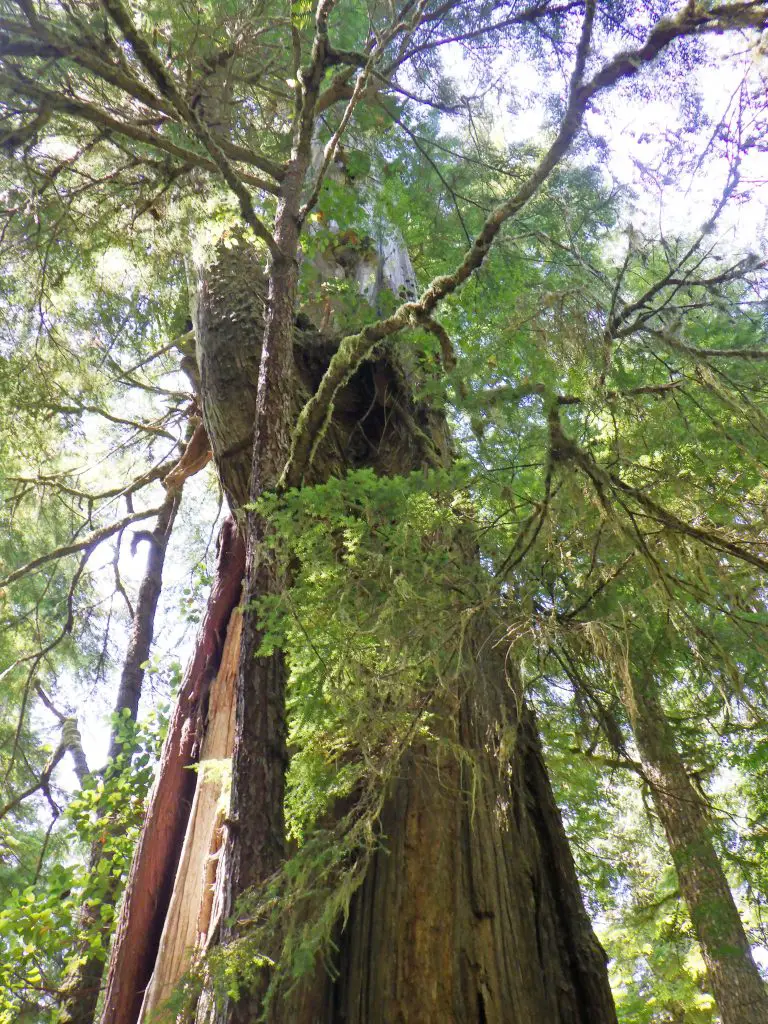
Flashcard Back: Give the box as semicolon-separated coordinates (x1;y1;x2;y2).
587;48;768;250
439;31;768;252
53;462;223;791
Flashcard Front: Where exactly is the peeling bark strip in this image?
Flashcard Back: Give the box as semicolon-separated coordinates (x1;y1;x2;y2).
139;608;242;1022
624;674;768;1024
100;518;245;1024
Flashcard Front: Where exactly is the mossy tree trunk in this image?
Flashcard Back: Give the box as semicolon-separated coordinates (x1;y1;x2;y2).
283;695;617;1024
100;235;616;1024
623;672;768;1024
202;242;615;1023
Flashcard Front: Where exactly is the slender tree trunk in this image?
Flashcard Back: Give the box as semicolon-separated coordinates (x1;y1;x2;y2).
623;672;768;1024
58;488;180;1024
108;490;181;759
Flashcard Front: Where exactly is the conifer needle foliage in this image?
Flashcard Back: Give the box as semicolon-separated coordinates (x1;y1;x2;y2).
0;0;767;1021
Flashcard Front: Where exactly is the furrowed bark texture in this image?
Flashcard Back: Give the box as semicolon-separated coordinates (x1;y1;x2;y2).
193;240;614;1024
116;238;615;1024
100;517;245;1024
624;673;768;1024
279;641;616;1023
226;239;301;1004
58;488;180;1024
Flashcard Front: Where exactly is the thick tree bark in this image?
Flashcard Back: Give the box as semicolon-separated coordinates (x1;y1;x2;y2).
104;236;616;1024
193;238;615;1023
623;672;768;1024
58;488;180;1024
281;672;617;1024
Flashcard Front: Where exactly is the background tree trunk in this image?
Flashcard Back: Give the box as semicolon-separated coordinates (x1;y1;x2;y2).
623;671;768;1024
58;488;180;1024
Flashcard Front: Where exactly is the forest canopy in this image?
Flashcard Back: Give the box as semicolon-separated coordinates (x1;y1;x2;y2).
0;1;768;1022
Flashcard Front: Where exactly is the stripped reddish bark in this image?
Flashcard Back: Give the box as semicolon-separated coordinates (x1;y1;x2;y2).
100;517;245;1024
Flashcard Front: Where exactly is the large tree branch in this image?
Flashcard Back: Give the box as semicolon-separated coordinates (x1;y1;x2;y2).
548;412;768;573
0;13;173;115
7;461;171;505
4;4;286;182
100;0;280;255
45;404;177;440
281;0;768;488
0;69;280;194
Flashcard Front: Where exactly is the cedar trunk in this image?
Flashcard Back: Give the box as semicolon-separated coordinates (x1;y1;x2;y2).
623;672;768;1024
101;239;617;1024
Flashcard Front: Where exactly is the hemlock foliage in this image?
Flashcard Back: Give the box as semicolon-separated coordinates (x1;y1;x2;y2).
0;0;767;1021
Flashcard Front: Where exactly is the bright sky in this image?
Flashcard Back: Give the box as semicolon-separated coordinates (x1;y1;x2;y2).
447;30;768;251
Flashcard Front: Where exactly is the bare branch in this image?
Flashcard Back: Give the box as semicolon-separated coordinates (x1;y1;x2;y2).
0;505;165;588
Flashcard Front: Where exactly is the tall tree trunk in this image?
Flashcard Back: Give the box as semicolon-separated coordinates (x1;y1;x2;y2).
623;671;768;1024
199;239;615;1023
108;491;181;759
102;236;617;1024
280;660;617;1024
58;487;180;1024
